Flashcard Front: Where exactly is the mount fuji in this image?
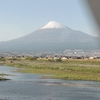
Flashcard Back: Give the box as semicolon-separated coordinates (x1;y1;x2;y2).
0;21;99;52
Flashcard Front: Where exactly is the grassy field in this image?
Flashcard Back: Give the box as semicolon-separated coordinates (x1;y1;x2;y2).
4;58;100;82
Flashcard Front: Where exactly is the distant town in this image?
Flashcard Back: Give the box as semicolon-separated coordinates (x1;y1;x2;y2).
0;50;100;60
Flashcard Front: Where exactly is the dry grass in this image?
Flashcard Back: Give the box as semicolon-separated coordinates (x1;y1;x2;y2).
6;59;100;81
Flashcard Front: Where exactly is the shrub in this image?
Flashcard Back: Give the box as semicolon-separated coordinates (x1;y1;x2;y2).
26;56;37;61
55;58;62;62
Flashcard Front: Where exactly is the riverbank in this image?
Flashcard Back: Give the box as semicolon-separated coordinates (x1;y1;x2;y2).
4;58;100;82
0;77;10;81
0;78;10;81
0;73;11;81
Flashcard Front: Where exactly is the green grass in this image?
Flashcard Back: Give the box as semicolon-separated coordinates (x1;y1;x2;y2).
6;59;100;81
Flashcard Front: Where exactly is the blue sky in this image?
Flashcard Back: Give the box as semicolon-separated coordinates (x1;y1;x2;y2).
0;0;98;41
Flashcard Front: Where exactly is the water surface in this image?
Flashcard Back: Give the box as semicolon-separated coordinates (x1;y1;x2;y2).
0;65;100;100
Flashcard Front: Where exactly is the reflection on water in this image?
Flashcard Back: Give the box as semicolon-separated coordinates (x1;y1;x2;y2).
0;65;100;100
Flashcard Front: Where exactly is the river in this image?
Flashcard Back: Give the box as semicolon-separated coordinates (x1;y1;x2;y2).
0;65;100;100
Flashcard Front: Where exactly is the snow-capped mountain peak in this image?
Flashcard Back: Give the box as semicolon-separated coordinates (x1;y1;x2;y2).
41;21;66;29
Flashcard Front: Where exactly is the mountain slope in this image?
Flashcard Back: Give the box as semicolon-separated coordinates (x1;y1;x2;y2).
0;21;99;52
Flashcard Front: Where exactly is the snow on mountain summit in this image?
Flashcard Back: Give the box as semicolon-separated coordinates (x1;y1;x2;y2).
41;21;66;29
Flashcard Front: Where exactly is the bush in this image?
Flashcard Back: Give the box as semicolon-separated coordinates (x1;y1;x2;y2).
55;58;62;62
0;57;6;61
26;56;37;61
